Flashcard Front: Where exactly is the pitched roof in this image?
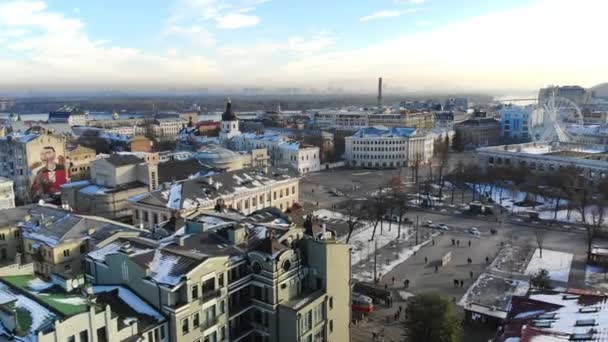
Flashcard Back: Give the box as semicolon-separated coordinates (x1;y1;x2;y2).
104;154;143;167
222;100;238;121
157;159;215;184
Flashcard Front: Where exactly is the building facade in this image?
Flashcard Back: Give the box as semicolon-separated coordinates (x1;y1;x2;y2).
129;167;299;229
0;132;67;204
66;145;96;181
454;118;501;149
0;177;15;209
499;106;531;140
85;210;351;342
312;110;435;130
61;154;159;221
345;126;450;168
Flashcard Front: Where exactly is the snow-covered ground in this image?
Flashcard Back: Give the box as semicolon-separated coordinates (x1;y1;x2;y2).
313;209;432;281
524;249;573;283
479;184;608;224
585;264;608;289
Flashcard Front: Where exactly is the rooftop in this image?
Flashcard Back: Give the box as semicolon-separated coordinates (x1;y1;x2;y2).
104;154;144;167
352;126;417;138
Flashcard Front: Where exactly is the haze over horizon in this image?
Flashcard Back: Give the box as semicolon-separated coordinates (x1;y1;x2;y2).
0;0;606;95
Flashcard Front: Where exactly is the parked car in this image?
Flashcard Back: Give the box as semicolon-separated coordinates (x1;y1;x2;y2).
468;227;481;236
422;220;433;227
438;223;449;230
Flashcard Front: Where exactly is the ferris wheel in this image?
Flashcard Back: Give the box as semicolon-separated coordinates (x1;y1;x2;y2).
528;95;583;142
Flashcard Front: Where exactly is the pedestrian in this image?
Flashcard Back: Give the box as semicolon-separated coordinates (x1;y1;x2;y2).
384;283;388;291
470;271;474;279
460;280;464;287
456;240;460;246
404;279;410;288
372;332;377;341
399;305;403;313
434;265;438;272
424;256;428;264
468;240;471;247
452;238;455;245
454;279;459;287
467;258;472;264
392;276;395;285
486;256;489;264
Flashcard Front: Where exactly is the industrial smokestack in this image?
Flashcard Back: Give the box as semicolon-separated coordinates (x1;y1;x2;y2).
377;77;383;108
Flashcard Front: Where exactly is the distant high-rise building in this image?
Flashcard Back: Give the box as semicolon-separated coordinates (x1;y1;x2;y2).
539;85;589;106
377;77;383;108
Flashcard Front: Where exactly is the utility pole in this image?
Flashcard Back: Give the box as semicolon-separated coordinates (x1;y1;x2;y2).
373;239;378;283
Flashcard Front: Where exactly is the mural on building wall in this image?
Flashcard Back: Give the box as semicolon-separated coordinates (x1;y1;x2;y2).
30;146;69;201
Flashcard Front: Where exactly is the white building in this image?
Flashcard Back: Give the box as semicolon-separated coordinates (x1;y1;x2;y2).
345;126;451;168
219;101;320;174
0;177;15;209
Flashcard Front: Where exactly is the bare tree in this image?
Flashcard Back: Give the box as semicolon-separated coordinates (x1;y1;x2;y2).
343;197;364;243
534;227;546;258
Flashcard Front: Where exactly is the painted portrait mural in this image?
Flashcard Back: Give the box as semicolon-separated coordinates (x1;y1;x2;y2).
30;146;69;201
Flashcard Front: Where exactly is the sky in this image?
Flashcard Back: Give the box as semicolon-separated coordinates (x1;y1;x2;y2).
0;0;606;95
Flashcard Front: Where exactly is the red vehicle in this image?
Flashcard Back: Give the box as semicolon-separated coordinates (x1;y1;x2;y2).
352;293;374;313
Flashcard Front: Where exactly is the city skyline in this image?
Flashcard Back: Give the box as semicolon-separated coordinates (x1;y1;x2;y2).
0;0;606;94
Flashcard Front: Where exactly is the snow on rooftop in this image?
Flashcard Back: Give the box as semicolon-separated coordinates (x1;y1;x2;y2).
60;180;91;188
524;249;573;283
79;185;110;195
0;282;55;337
23;231;60;248
92;285;164;321
167;183;183;210
147;249;183;286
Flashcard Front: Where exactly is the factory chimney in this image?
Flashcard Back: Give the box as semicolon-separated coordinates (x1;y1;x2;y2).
377;77;383;109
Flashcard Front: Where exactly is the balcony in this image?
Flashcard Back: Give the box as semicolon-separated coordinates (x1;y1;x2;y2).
201;288;221;303
200;317;218;331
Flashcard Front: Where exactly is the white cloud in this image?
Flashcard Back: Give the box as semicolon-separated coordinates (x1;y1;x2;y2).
215;12;259;29
164;24;216;46
360;8;420;22
394;0;425;4
279;0;608;92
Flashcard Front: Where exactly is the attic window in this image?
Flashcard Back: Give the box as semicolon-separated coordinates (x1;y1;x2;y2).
570;333;594;341
579;307;600;313
537;313;556;320
575;319;596;327
532;320;553;328
563;294;580;300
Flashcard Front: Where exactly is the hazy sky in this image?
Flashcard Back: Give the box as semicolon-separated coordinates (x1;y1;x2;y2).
0;0;606;94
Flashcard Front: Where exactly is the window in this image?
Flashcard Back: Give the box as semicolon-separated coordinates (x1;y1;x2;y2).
181;317;189;335
218;273;224;287
329;320;333;333
96;327;107;342
193;312;200;328
273;191;277;200
292;186;295;193
67;335;75;342
13;231;19;238
191;285;199;300
80;245;86;254
219;326;226;340
160;325;166;339
79;330;88;342
0;234;5;241
147;331;153;342
154;328;160;341
219;299;225;314
329;297;333;309
64;264;72;271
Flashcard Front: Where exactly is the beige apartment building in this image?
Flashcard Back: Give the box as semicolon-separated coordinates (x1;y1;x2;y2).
85;209;351;342
0;131;67;204
61;154;160;221
129;166;299;230
66;145;96;181
15;205;140;277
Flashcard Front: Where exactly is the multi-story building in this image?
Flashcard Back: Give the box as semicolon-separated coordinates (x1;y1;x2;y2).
61;154;160;221
454;118;501;149
344;126;451;168
194;145;269;171
477;141;608;180
220;101;321;174
0;131;67;204
312;109;435;130
130;135;154;152
85;209;351;342
66;145;96;181
539;85;590;106
0;177;15;209
0;277;167;342
129;166;299;229
499;106;531;140
5;205;139;277
48;105;88;126
73;117;188;142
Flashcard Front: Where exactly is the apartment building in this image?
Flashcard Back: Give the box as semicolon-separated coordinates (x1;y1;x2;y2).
66;145;96;181
129;166;299;229
0;131;67;204
61;154;160;221
0;177;15;209
312;109;435;130
454;118;501;149
18;205;140;277
85;208;351;342
0;278;167;342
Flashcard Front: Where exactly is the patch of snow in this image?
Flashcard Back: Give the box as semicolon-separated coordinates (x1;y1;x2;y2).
27;278;53;292
93;285;164;321
584;264;608;289
52;297;87;305
167;183;183;210
524;249;573;283
23;232;59;248
147;250;183;286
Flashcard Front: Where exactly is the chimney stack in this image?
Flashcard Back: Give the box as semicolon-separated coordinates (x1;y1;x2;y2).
377;77;383;109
